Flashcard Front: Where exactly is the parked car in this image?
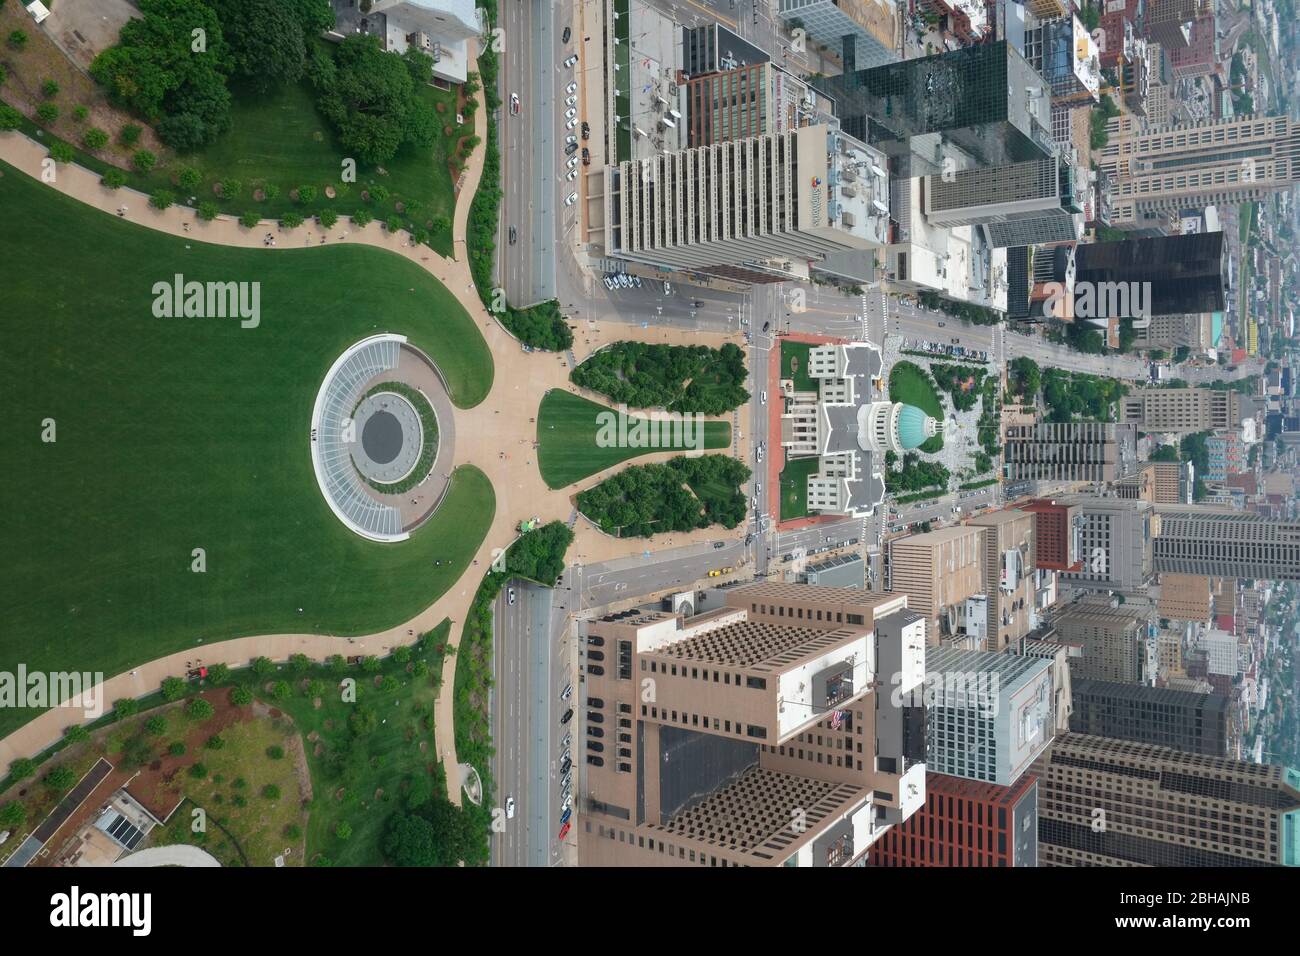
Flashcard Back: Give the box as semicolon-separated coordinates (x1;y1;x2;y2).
505;796;516;819
566;95;577;107
565;134;578;145
561;708;574;724
561;683;573;701
565;193;578;206
565;107;577;119
581;121;590;139
561;732;571;749
562;26;572;43
567;155;579;169
565;142;579;156
603;275;615;290
663;281;672;295
567;169;578;181
558;821;571;840
560;748;571;765
587;754;603;766
566;81;577;95
560;807;572;826
559;758;571;776
581;147;591;165
565;117;577;129
563;54;579;67
510;92;520;115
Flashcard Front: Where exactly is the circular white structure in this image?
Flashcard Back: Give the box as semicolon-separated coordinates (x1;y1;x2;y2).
310;334;410;542
863;401;943;455
352;391;425;485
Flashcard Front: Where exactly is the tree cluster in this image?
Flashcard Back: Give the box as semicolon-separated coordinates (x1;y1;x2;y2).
571;342;749;414
577;456;751;538
927;362;986;413
502;300;574;352
1042;367;1127;423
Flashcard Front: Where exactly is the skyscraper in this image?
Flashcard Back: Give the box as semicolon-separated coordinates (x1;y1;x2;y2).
1119;386;1242;434
1098;113;1300;228
812;41;1055;177
1057;496;1156;592
1053;601;1151;683
776;0;899;70
922;154;1085;247
1068;678;1230;756
1142;0;1212;48
1034;735;1300;866
1153;508;1300;580
1073;232;1226;318
1003;422;1138;483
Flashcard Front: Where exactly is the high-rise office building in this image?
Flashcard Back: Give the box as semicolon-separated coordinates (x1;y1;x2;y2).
577;583;928;867
1068;678;1230;755
1023;14;1102;104
1114;460;1194;504
968;509;1038;651
922;154;1085;247
1057;496;1156;592
868;773;1039;867
604;124;890;283
1131;311;1217;350
1053;601;1151;683
812;41;1055;177
1004;422;1138;483
1157;573;1213;622
776;0;899;69
1119;387;1242;434
1073;232;1226;318
1020;499;1084;572
924;646;1055;785
887;525;986;645
1142;0;1211;48
1098;114;1300;228
1034;734;1300;866
1154;508;1300;580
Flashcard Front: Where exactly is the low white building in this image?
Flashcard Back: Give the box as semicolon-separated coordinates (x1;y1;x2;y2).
333;0;479;84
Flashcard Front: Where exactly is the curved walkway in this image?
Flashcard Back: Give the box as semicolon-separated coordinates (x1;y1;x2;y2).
114;845;222;868
0;56;750;804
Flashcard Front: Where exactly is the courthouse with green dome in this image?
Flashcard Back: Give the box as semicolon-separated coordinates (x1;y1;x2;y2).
780;343;942;518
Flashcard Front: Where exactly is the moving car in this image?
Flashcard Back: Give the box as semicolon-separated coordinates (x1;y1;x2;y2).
562;26;572;43
663;281;672;295
510;92;520;115
505;796;516;819
507;587;516;606
508;225;517;245
760;390;767;404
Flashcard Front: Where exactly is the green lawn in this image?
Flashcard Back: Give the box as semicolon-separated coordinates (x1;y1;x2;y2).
0;162;496;739
14;66;468;257
781;341;818;393
778;457;820;521
888;361;946;452
537;391;731;489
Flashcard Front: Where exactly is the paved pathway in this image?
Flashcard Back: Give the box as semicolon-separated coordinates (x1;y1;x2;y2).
0;59;753;805
113;845;221;868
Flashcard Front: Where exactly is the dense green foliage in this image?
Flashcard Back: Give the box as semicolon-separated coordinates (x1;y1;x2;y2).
928;362;987;412
917;289;1001;325
1042;367;1127;422
888;361;945;453
571;342;750;414
577;456;751;538
466;2;501;307
1008;357;1041;398
501;300;574;351
885;452;950;495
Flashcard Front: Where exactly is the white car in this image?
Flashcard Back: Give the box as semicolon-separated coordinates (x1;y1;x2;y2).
566;81;577;95
564;107;577;119
510;92;520;115
603;276;615;290
565;134;578;145
561;683;573;700
567;155;579;169
566;117;578;129
566;95;577;107
563;54;579;68
565;192;578;206
760;390;767;404
505;796;516;819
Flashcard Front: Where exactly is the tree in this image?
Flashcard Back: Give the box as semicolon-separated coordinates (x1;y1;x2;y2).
47;142;74;164
0;103;21;131
8;30;29;50
7;757;37;781
186;697;214;720
178;166;202;190
45;766;77;792
149;189;175;210
318;209;338;228
230;685;253;706
289;652;312;674
113;698;140;719
218;0;309;93
281;212;304;228
82;127;110;149
132;149;157;172
382;812;439;866
42;79;60;98
351;208;373;227
63;724;90;744
335;821;352;840
36;102;59;123
262;784;281;800
252;656;274;677
239;210;261;228
119;124;143;146
197;200;219;220
161;676;187;701
297;184;318;204
0;800;26;829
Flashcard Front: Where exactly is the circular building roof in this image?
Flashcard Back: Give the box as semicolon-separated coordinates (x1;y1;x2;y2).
896;404;937;450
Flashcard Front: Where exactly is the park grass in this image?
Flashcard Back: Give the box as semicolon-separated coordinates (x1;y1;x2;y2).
781;340;818;393
778;456;820;521
0;161;496;739
889;361;946;453
536;391;731;489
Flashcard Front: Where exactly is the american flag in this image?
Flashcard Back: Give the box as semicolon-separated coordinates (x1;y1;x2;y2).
829;710;846;731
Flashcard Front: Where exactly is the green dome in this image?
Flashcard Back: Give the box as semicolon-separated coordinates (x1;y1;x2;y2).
896;404;934;450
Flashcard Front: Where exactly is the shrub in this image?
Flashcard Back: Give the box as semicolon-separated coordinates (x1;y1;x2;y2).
351;209;372;227
318;209;338;229
189;763;208;779
82;127;109;150
251;656;275;677
197;201;219;221
232;777;247;790
186;697;214;721
145;716;168;736
238;210;261;229
41;79;59;98
205;734;225;750
361;656;381;673
230;685;254;707
266;745;285;760
289;653;312;674
168;742;186;756
119;124;142;147
149;189;175;210
132;149;157;172
368;184;390;204
0;64;6;87
0;801;28;829
7;757;37;781
63;725;90;744
272;680;292;700
281;212;304;229
0;103;21;130
335;821;352;840
47;142;74;164
113;698;140;719
297;184;318;203
262;784;281;800
36;102;59;123
45;766;76;791
72;105;89;122
385;215;403;233
161;676;187;701
392;646;412;665
262;183;281;200
101;168;127;189
8;30;29;50
284;823;302;839
178;167;202;191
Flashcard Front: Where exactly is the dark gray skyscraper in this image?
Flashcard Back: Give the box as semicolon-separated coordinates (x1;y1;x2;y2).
1073;231;1226;317
1069;678;1230;756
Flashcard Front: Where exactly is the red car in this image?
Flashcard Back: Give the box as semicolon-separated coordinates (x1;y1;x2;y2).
558;821;571;841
